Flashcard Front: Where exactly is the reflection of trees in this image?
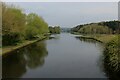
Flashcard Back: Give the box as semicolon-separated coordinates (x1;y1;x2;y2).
24;41;48;69
75;37;97;44
76;36;120;79
2;41;48;78
2;51;27;78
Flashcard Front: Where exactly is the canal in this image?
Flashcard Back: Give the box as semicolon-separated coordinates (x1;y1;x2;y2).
3;33;108;78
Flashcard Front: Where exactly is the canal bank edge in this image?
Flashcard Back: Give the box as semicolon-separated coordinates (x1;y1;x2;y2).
1;36;48;56
75;34;116;44
76;36;103;43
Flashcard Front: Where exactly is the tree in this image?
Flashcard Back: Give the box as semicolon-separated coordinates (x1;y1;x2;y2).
2;3;26;45
49;26;61;34
25;13;49;39
2;3;49;46
71;21;116;34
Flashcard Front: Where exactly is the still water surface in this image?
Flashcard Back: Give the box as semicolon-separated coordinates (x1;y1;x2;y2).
3;33;107;78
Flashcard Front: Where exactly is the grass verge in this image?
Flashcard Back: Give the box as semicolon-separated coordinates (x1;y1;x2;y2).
1;36;47;56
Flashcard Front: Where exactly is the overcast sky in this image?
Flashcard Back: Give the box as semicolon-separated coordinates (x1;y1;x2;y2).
8;2;118;28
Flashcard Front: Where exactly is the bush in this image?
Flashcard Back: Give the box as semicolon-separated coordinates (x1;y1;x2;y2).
103;36;120;72
3;32;22;46
25;26;39;40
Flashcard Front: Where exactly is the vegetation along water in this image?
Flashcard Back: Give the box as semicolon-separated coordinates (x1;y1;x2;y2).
1;2;120;80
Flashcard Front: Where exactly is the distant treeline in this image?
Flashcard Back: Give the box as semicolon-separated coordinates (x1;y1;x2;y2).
61;28;71;32
71;21;120;34
49;26;61;34
2;3;49;46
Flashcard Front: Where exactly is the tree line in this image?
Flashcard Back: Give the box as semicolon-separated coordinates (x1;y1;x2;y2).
71;21;120;34
2;3;49;46
49;26;61;34
98;21;120;34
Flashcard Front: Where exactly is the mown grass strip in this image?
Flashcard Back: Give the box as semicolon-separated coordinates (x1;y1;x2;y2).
1;36;47;56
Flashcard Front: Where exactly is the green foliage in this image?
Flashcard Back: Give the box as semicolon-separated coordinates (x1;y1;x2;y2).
2;3;49;46
3;32;22;46
25;13;49;39
2;4;26;35
71;21;119;34
98;21;120;33
25;26;39;40
71;25;84;32
2;3;26;46
104;36;120;72
78;24;112;34
49;26;61;34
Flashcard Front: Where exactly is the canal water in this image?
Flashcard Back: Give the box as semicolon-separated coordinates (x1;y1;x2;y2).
3;33;108;78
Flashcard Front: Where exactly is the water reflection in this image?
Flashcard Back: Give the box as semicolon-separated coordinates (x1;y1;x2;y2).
2;41;48;78
2;51;26;78
75;37;99;44
75;37;104;51
49;34;60;40
76;36;120;80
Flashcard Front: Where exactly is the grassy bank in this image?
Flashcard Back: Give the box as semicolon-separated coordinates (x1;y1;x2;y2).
103;35;119;76
76;34;119;75
91;34;117;43
1;36;47;56
76;34;116;44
